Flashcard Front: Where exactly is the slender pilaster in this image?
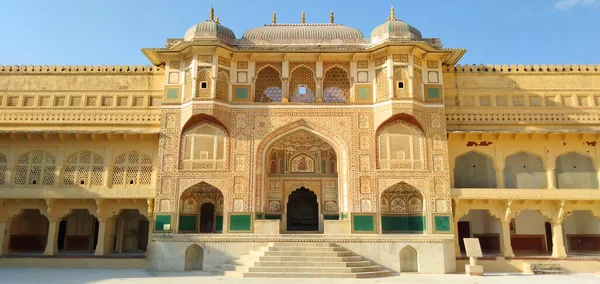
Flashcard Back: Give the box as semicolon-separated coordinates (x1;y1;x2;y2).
454;220;461;257
547;167;556;189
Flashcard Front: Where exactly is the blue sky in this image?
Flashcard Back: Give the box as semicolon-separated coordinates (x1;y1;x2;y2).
0;0;598;65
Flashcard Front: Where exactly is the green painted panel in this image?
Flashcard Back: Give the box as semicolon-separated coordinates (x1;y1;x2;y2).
215;215;223;232
324;214;339;220
265;214;281;220
357;87;371;100
229;214;252;231
353;215;375;232
255;213;264;219
341;213;349;220
434;215;451;232
381;215;425;233
154;214;172;231
427;87;441;99
166;87;179;99
235;87;249;99
178;215;197;232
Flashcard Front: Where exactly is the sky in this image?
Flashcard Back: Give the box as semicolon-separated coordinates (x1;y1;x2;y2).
0;0;599;65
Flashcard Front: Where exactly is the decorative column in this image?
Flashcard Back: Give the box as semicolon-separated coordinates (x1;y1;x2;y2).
551;201;569;258
316;78;323;102
0;217;13;256
44;217;61;256
316;57;323;102
495;149;505;188
282;57;290;102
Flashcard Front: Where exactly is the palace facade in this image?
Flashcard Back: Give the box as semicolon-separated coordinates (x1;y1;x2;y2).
1;7;599;276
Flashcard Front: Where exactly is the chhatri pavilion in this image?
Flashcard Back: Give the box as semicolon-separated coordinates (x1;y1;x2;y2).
0;6;599;276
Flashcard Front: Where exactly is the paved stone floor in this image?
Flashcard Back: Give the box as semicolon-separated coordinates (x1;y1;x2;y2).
0;268;598;284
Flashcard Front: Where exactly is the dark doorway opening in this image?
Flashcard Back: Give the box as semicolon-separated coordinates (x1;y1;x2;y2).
457;221;471;253
287;187;319;232
199;203;215;233
57;220;67;251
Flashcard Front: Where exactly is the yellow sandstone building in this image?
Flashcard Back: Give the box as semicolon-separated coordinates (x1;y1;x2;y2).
0;7;599;276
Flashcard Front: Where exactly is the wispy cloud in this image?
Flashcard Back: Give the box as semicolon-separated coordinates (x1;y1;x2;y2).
555;0;599;11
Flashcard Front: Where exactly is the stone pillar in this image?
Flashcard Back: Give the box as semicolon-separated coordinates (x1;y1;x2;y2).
0;218;13;256
495;154;505;188
44;217;61;256
210;77;217;98
551;221;567;258
95;216;116;256
499;220;514;257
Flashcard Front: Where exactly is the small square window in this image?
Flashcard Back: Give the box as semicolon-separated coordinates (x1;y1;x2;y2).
298;86;307;95
397;81;405;89
200;81;208;89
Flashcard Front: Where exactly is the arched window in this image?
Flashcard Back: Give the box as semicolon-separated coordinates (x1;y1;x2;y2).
504;152;546;189
555;152;599;189
112;151;153;188
0;153;6;185
454;151;496;188
215;71;229;101
14;150;56;186
255;66;282;102
323;67;349;102
289;66;316;103
195;68;212;98
64;151;104;187
181;123;228;170
377;121;425;170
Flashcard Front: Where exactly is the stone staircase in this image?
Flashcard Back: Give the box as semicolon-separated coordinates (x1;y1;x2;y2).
524;263;564;275
222;242;390;278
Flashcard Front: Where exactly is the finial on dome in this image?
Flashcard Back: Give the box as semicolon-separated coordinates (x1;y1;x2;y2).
210;6;215;21
273;11;277;24
390;6;395;20
215;16;220;24
301;11;306;24
330;10;334;23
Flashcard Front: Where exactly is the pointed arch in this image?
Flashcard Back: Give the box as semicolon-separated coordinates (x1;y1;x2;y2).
454;151;496;188
63;150;104;187
179;182;224;234
111;150;153;188
195;68;212;98
215;70;229;101
376;114;426;170
380;182;425;234
323;66;350;102
254;66;282;102
255;119;348;213
289;65;316;102
14;150;56;186
504;151;546;189
555;152;598;189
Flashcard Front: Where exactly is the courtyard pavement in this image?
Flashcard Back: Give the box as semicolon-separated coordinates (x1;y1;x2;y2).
0;268;598;284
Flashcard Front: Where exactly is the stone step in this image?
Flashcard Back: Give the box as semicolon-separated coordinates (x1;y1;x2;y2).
253;260;373;267
246;266;382;273
226;270;391;278
255;255;363;262
532;270;564;275
262;251;353;257
268;246;347;252
269;242;336;247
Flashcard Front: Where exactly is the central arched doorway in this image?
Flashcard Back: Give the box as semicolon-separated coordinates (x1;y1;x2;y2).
179;182;224;234
287;187;319;232
199;203;215;233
